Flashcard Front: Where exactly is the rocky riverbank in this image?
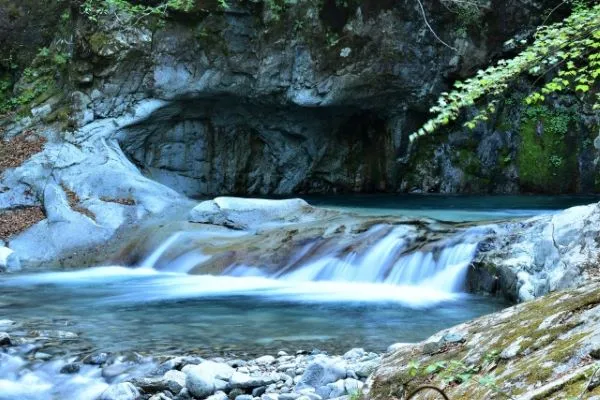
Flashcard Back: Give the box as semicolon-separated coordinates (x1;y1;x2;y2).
0;317;380;400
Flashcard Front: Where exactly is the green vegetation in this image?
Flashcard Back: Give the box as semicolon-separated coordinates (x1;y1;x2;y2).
517;105;577;192
80;0;196;23
411;2;600;140
0;46;69;116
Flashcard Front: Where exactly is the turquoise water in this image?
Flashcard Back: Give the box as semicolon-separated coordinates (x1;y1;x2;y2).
0;267;507;357
302;194;600;221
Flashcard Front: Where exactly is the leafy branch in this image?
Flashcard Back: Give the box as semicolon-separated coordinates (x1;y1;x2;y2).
410;3;600;141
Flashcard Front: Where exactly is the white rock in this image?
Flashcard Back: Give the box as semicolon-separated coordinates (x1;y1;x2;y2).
189;197;329;230
98;382;140;400
163;369;186;393
255;355;276;365
186;365;216;398
342;349;365;360
230;372;279;389
207;391;229;400
0;247;20;271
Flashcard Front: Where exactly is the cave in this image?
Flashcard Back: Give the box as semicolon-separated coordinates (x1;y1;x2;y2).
118;98;398;196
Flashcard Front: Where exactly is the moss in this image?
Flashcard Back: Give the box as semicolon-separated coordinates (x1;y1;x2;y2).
88;32;112;54
517;105;578;193
370;285;600;400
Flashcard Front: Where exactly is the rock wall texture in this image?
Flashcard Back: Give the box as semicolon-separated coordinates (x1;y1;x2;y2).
4;0;589;197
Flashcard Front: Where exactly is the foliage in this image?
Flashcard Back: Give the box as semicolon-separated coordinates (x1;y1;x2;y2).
0;46;69;116
80;0;197;24
348;391;362;400
410;3;600;141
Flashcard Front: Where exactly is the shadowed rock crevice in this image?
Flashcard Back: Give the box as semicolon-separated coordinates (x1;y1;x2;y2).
118;98;398;195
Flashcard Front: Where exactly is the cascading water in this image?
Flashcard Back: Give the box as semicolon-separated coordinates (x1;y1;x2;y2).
140;224;481;302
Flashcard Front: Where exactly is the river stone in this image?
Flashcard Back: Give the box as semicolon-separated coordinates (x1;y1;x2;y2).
234;396;253;400
296;358;346;391
184;360;236;381
215;379;229;392
60;362;81;374
228;388;245;399
255;355;276;365
98;382;140;400
229;372;279;389
262;394;279;400
342;349;365;361
149;394;171;400
354;359;380;378
207;391;229;400
84;352;109;365
185;365;216;398
343;378;362;394
252;386;267;396
0;332;11;346
279;394;301;400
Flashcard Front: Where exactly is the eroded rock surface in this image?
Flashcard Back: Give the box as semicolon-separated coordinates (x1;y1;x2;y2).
367;280;600;400
471;202;600;302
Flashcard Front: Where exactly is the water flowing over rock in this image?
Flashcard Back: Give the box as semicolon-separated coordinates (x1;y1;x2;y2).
119;198;485;303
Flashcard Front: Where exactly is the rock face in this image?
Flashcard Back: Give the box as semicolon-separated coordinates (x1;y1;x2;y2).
399;84;600;194
367;279;600;400
1;0;569;204
471;202;600;302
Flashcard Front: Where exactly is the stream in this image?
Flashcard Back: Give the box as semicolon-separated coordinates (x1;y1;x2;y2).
0;195;598;400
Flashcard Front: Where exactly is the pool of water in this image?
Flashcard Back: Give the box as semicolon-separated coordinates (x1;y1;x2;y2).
302;194;600;221
0;267;508;358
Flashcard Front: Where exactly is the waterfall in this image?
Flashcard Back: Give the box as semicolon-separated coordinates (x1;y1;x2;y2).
137;223;481;296
219;226;479;294
140;232;183;269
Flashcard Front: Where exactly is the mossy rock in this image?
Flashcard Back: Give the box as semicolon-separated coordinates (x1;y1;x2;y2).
517;105;578;194
368;280;600;400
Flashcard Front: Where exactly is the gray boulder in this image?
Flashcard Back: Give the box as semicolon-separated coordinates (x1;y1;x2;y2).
296;357;346;391
98;382;140;400
229;371;279;389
